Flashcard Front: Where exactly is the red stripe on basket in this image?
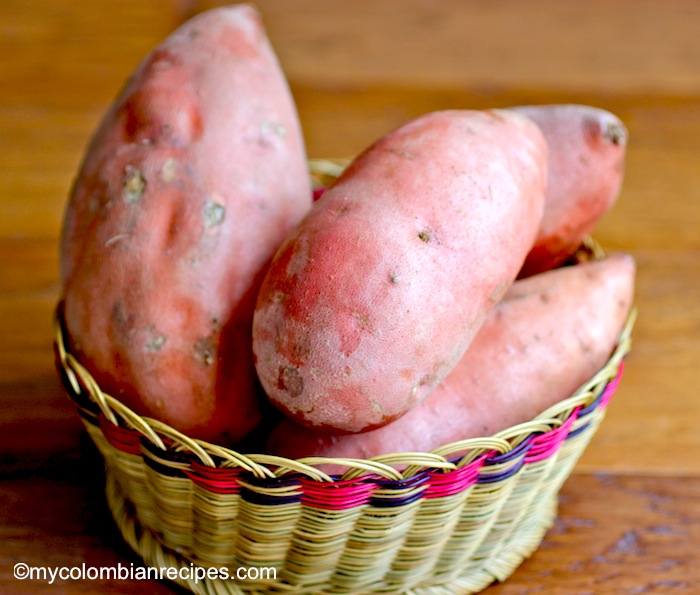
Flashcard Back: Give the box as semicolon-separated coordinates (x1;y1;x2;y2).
524;409;579;463
299;477;376;510
424;454;488;499
184;462;243;495
99;417;142;455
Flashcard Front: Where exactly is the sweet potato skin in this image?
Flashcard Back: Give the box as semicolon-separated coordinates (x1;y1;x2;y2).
266;253;636;463
512;104;628;277
59;6;311;443
253;109;548;433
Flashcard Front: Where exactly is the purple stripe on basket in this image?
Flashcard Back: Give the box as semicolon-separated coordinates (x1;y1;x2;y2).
567;363;624;439
138;439;198;479
140;437;193;464
577;384;607;417
375;472;431;489
578;361;624;417
142;454;189;478
477;458;525;484
370;491;425;507
565;421;591;439
236;471;317;504
241;490;301;506
486;438;533;465
576;396;602;418
369;471;432;507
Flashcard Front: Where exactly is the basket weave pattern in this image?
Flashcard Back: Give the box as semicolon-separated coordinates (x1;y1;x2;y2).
54;305;633;594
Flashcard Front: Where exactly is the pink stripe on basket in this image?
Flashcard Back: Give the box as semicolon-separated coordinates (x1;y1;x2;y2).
524;408;580;464
300;477;376;510
600;360;624;408
100;416;142;455
184;462;243;495
424;454;489;499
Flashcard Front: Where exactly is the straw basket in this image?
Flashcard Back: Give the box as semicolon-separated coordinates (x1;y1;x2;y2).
53;162;635;594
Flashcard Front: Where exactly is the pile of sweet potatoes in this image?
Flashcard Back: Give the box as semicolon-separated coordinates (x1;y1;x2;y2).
59;5;635;461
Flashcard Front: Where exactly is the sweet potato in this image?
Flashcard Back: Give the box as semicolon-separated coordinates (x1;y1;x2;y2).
266;253;636;463
512;104;628;277
59;6;311;443
252;109;548;433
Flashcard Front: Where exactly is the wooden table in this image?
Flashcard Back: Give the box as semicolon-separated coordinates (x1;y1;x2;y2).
2;1;698;592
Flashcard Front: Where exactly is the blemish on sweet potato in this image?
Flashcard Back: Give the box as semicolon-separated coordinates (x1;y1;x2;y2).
88;195;100;214
112;301;136;340
390;149;416;159
604;120;628;146
335;310;373;357
488;278;510;303
369;396;384;416
399;368;415;381
104;234;128;248
203;199;225;228
334;205;351;216
484;109;508;123
277;366;303;398
418;372;437;387
145;335;166;352
271;290;289;304
161;157;178;182
193;336;216;365
261;120;287;137
123;166;146;204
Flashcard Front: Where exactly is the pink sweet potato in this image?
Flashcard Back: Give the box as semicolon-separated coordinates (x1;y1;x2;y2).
252;110;548;433
59;6;311;444
512;104;628;277
266;253;635;462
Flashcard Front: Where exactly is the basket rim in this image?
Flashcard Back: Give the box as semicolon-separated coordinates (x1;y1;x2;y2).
53;300;635;484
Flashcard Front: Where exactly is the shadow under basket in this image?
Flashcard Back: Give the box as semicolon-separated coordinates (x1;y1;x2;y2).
54;301;635;595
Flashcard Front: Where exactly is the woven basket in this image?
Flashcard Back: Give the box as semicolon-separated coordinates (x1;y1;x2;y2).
54;309;633;594
54;160;635;593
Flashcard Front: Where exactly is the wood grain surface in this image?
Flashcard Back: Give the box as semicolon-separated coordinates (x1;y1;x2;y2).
1;1;698;593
